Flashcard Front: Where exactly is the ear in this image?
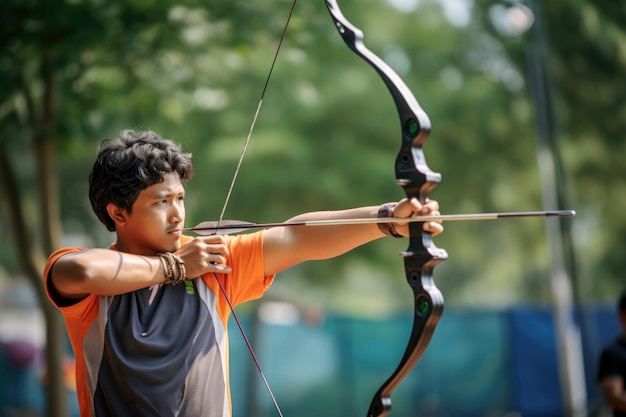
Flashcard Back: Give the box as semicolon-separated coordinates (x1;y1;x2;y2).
106;203;129;227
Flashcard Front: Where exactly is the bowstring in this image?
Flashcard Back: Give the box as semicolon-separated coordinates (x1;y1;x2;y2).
214;273;284;416
217;0;298;225
214;2;298;416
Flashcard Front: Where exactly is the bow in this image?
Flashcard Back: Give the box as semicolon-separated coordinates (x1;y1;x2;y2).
325;1;447;416
206;2;575;416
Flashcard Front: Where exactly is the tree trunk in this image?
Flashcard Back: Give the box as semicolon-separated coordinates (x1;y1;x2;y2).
35;136;69;417
0;52;69;416
37;52;69;417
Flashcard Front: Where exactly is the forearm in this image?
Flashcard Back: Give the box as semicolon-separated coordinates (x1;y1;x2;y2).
262;198;442;275
262;206;385;275
51;249;166;297
286;206;384;259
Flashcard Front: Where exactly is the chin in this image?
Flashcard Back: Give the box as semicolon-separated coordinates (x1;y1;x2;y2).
170;238;183;252
156;240;181;254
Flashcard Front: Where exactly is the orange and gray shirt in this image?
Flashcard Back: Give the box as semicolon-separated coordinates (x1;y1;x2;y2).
43;232;275;417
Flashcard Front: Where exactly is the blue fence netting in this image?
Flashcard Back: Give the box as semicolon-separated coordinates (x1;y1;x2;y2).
0;306;620;417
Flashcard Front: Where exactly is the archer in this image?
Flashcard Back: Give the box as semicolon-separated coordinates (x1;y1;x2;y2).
43;130;443;417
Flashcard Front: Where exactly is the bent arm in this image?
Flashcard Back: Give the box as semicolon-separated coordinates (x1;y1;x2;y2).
49;249;167;300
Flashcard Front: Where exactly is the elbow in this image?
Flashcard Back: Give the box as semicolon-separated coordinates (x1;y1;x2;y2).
50;256;94;296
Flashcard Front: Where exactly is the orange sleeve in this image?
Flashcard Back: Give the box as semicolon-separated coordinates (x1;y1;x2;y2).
43;246;101;332
44;248;103;417
225;231;276;305
200;231;276;325
43;248;99;314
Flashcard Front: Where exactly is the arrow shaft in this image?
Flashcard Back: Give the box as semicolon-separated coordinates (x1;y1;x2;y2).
185;210;575;234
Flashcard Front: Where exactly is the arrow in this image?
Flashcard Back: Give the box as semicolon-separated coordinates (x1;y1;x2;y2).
184;210;575;235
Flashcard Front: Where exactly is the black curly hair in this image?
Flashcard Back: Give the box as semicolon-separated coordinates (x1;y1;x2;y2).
88;130;193;232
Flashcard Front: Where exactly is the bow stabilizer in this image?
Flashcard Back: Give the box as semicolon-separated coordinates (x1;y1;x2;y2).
324;1;448;416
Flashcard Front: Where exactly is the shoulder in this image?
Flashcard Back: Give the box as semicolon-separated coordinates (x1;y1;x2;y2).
181;232;263;253
225;232;263;249
598;338;626;375
212;231;263;254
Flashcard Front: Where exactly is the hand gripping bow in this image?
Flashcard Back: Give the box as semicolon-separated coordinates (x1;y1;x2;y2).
324;1;448;416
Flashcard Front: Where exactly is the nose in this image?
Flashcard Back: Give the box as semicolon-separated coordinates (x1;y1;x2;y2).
170;203;184;224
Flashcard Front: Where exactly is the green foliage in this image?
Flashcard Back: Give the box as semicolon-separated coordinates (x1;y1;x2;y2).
1;0;624;310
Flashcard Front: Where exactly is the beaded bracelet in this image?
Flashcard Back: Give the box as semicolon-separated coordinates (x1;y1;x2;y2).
158;252;187;285
377;202;404;238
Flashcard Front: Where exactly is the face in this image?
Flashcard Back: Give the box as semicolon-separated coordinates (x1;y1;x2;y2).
111;172;186;255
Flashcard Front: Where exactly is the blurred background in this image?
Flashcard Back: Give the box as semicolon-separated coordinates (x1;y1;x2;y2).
1;0;624;416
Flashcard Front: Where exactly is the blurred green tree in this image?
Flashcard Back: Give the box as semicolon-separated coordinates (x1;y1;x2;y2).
1;0;625;414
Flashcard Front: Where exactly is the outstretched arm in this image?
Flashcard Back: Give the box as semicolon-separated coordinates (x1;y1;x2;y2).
262;198;442;276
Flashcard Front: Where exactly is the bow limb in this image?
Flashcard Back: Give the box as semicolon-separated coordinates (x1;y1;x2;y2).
324;2;448;416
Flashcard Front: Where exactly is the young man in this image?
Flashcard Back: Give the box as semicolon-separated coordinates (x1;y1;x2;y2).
44;130;443;417
598;289;626;416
